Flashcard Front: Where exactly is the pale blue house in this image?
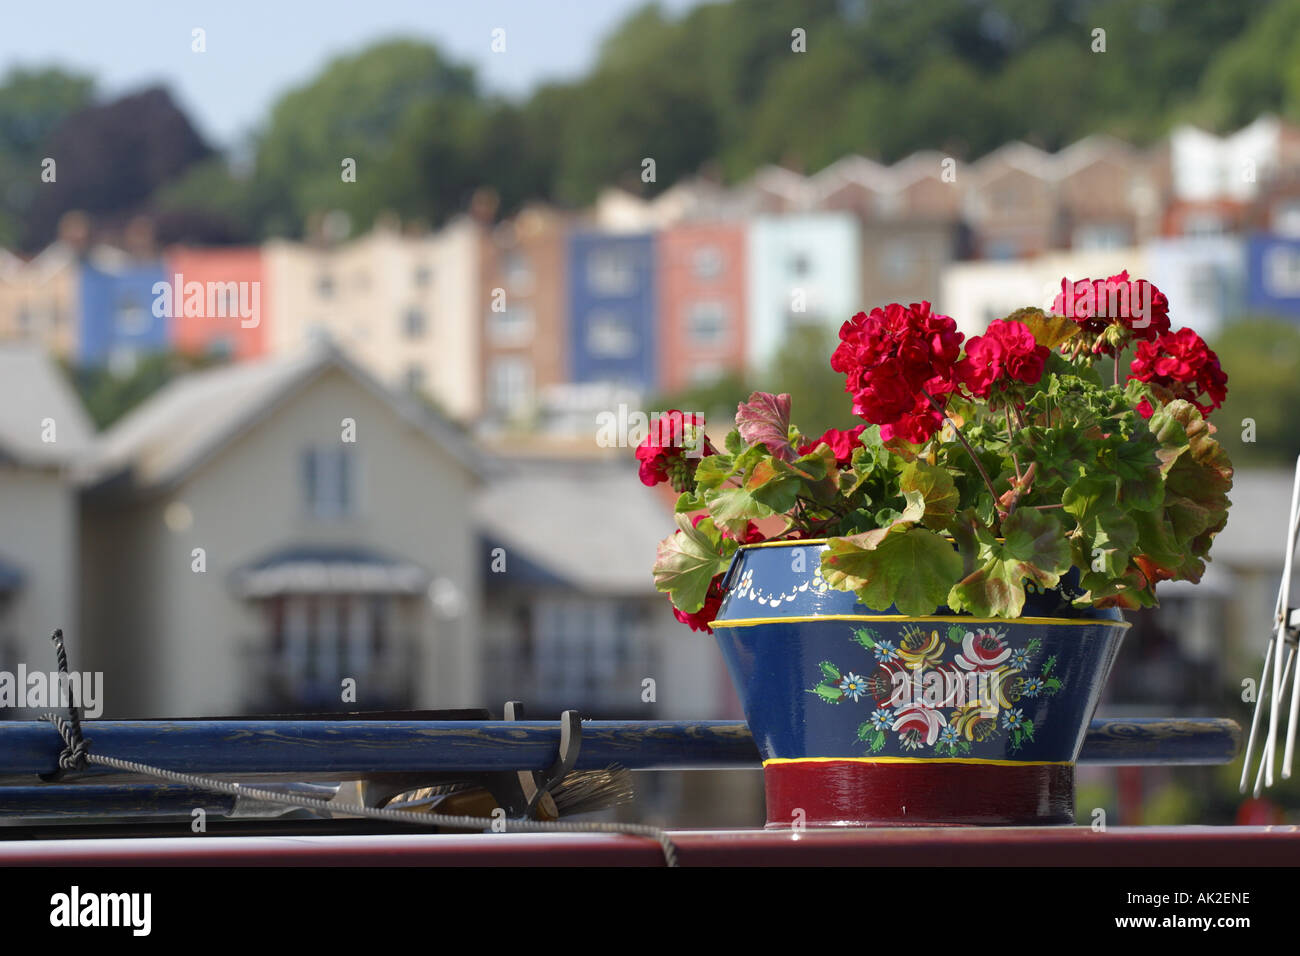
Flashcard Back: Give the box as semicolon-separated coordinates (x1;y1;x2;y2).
745;213;861;371
1143;237;1246;342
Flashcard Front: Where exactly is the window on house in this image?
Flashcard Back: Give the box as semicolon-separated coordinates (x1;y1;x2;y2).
115;294;150;336
692;246;724;280
686;301;728;346
413;264;433;289
985;239;1020;261
269;595;403;709
586;311;638;357
532;597;653;711
1275;200;1300;239
504;251;534;292
788;252;811;277
302;447;357;519
15;306;32;333
317;274;335;299
587;247;636;295
1265;246;1300;297
1073;224;1130;250
882;240;915;279
1183;214;1225;238
689;362;724;385
490;357;533;415
404;307;427;339
405;365;426;392
489;303;534;345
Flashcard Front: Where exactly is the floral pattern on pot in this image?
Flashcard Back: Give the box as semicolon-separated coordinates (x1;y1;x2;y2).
810;624;1064;756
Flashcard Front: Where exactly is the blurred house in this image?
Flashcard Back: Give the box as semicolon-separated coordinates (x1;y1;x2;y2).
163;246;268;361
76;248;167;374
1145;237;1245;340
655;222;747;392
811;153;964;313
1056;136;1154;250
264;216;483;422
0;346;93;691
567;230;657;395
76;341;483;718
475;455;735;720
1245;234;1300;320
745;212;860;370
967;143;1057;260
478;205;571;428
941;247;1148;338
0;244;80;360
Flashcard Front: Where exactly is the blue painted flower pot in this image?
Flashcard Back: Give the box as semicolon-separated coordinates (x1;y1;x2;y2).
711;540;1129;827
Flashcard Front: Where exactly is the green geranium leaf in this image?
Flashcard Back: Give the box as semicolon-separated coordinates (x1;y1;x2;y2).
900;460;960;528
745;458;802;514
674;491;705;513
948;509;1071;618
823;526;962;616
652;512;729;613
724;429;745;456
692;454;733;492
707;486;776;538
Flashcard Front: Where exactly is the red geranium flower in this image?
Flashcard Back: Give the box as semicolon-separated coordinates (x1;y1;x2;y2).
797;425;867;465
832;302;963;443
1127;328;1228;416
1053;271;1171;354
956;319;1049;399
636;410;707;490
673;574;724;633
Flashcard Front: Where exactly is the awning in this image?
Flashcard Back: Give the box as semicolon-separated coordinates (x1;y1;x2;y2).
231;546;429;598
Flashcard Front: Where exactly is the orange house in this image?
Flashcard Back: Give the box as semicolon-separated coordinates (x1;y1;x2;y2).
656;223;747;394
162;247;268;360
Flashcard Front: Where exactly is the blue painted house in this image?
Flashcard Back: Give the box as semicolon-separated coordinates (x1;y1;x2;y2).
1246;234;1300;320
567;232;656;393
78;258;169;371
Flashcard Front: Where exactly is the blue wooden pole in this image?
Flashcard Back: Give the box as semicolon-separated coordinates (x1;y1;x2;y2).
0;717;1240;780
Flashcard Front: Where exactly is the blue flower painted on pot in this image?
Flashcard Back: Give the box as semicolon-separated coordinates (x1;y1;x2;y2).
868;708;893;732
1009;647;1032;670
938;725;960;744
838;672;868;702
1002;708;1026;731
1022;676;1046;698
872;640;900;663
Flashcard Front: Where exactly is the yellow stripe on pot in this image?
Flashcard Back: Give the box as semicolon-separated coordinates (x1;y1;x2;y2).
711;614;1132;629
763;756;1075;767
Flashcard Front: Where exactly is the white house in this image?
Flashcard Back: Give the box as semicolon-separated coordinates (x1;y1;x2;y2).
76;341;484;718
0;346;94;699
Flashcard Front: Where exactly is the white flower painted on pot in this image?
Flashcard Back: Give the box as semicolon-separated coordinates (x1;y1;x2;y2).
955;628;1012;672
892;703;946;750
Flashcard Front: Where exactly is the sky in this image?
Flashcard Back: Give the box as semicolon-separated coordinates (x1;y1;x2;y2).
0;0;705;151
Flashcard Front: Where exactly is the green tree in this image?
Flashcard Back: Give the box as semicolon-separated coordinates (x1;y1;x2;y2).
0;67;94;246
1211;317;1300;467
251;39;480;237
